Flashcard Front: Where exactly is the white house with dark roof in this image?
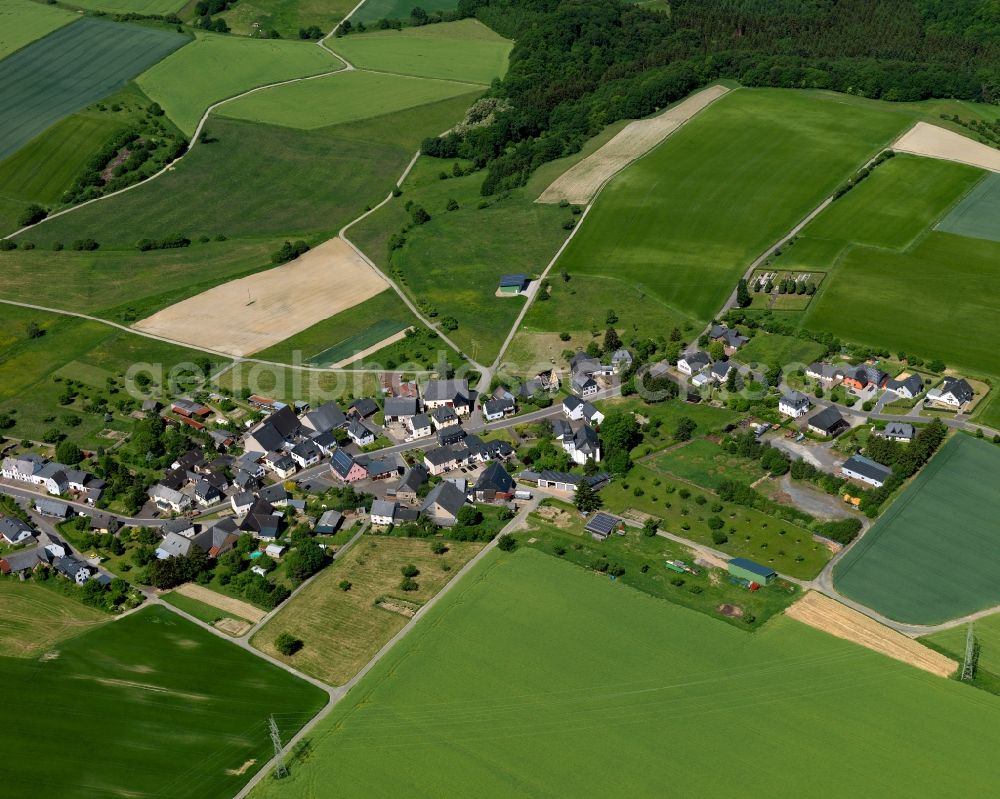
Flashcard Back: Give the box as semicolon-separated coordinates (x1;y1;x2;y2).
927;377;974;409
422;379;472;415
347;420;377;447
407;413;432;439
806;362;844;385
562;423;601;465
384;396;419;423
678;351;710;376
877;422;914;442
0;516;34;545
148;484;191;513
562;395;584;421
290;440;322;468
779;390;810;418
370;499;398;527
885;373;924;400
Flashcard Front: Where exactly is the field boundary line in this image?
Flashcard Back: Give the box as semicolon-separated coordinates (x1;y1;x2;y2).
329;326;412;368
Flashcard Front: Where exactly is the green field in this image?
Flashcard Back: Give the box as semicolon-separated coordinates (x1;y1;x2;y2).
0;305;225;447
331;20;511;84
219;0;355;38
348;157;568;362
250;549;1000;799
0;0;76;60
162;590;249;626
736;332;826;367
351;0;457;24
21;93;477;250
0;578;108;658
68;0;186;13
936;172;1000;243
213;362;379;405
307;318;409;366
0;18;188;161
0;604;325;799
136;32;337;135
834;435;1000;625
651;437;767;490
554;89;909;322
255;289;414;364
219;69;480;129
926;613;1000;678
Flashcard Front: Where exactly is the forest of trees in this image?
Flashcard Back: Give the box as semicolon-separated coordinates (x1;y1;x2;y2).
424;0;1000;194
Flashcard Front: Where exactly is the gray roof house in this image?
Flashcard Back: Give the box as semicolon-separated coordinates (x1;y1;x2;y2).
878;422;914;442
315;509;343;534
420;481;468;526
301;401;347;433
384;396;419;421
807;407;850;437
841;455;893;488
886;373;924;399
0;516;35;545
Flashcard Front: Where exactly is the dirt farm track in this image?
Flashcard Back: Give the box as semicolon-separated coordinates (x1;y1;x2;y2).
132;238;388;356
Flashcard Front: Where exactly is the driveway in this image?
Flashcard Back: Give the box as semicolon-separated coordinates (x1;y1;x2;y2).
775;474;857;520
767;434;845;472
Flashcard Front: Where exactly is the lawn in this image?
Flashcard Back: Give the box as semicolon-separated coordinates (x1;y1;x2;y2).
650;437;767;490
0;0;76;61
136;31;338;135
517;501;797;629
834;435;1000;625
219;68;480;129
254;289;415;364
736;332;826;368
351;0;458;24
330;19;511;84
219;0;356;38
0;604;326;799
803;232;1000;376
251;535;484;686
936;172;1000;243
0;306;223;448
0;17;188;161
0;578;108;658
249;549;1000;799
348;157;569;363
599;396;741;438
554;88;910;322
24;94;479;249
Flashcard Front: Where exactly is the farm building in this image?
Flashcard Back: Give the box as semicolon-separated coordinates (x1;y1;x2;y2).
807;407;849;438
315;509;343;535
585;512;624;541
728;557;776;586
841;455;893;488
498;273;530;295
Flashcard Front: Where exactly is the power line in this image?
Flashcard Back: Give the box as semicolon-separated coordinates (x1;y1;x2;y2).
269;714;289;780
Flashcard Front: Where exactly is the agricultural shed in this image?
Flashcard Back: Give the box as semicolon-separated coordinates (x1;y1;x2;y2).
585;512;623;541
728;557;776;586
498;273;529;294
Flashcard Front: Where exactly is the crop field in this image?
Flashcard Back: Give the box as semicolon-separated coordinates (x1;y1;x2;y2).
306;318;409;366
136;32;337;135
0;579;108;658
936;172;1000;243
219;69;480;129
0;18;188;161
352;0;457;23
252;535;484;686
834;435;1000;625
804;232;1000;376
348;158;568;362
255;289;414;364
0;0;75;60
651;438;767;490
220;0;356;38
24;94;478;250
249;549;1000;799
0;604;326;799
0;305;223;447
554;89;909;322
69;0;186;13
330;20;511;84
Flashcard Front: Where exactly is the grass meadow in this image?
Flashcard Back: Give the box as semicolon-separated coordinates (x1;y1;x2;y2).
0;578;107;658
834;435;1000;625
213;362;379;404
936;172;1000;243
219;69;481;129
554;88;910;322
0;17;188;161
0;604;326;799
330;19;511;84
250;549;1000;799
136;31;337;135
650;437;767;490
0;0;76;60
925;612;1000;680
219;0;356;38
252;535;484;685
348;157;569;362
352;0;458;24
254;289;415;364
24;94;478;249
69;0;186;12
736;332;826;367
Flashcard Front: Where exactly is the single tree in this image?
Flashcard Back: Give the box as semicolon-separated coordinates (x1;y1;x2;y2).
574;480;601;513
736;278;752;308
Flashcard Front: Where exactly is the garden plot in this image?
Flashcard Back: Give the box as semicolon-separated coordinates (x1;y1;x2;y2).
538;85;729;205
133;238;388;356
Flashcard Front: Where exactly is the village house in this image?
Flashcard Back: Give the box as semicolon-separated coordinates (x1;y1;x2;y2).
55;555;93;585
239;498;282;539
300;401;347;434
148;484;192;513
395;464;429;502
483;395;516;422
876;422;914;442
422;379;473;415
329;448;367;483
290;440;322;469
437;426;466;447
431;405;460;430
562;423;601;465
384;396;419;424
709;325;749;350
231;491;255;517
347;420;377;447
885;373;924;400
708;360;735;384
0;516;35;545
264;452;297;480
244;406;302;453
370;499;398;527
193;477;223;507
258;483;289;507
842;365;889;392
610;348;633;373
473;462;515;503
407;413;432;439
779;390;811;418
807;407;850;438
806;362;844;386
677;351;711;376
424;446;459;476
927;376;974;409
420;481;468;526
348;397;379;419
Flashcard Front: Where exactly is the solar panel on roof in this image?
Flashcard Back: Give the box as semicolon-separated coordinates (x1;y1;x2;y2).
585;512;620;535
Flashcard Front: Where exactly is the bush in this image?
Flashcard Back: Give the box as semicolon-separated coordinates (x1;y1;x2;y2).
497;533;517;552
338;580;352;591
137;234;190;251
72;239;99;251
275;633;303;656
18;204;47;227
711;530;728;545
271;239;309;264
401;563;419;578
400;576;419;591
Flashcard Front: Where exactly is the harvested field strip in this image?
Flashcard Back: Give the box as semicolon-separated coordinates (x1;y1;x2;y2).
0;17;188;160
786;592;956;677
537;85;729;204
173;582;265;623
936;172;1000;243
132;238;388;357
308;318;410;366
893;122;1000;172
